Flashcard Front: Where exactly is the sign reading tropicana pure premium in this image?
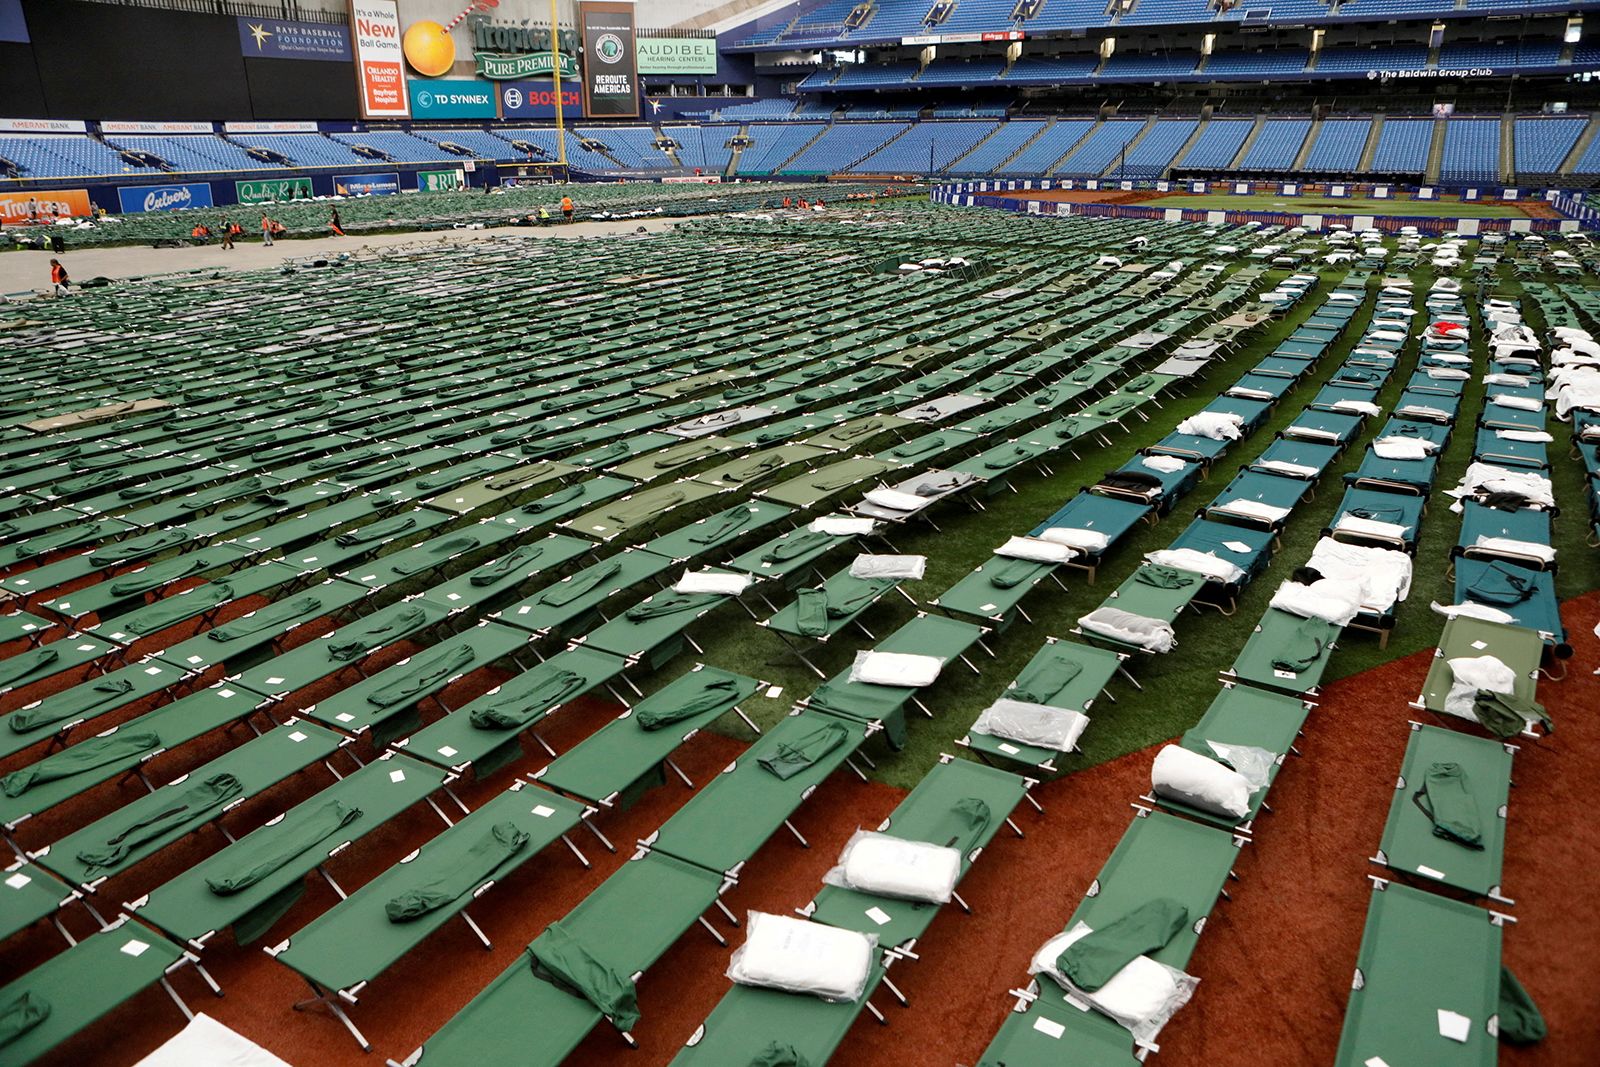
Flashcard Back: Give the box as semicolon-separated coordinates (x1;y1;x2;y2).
578;1;638;119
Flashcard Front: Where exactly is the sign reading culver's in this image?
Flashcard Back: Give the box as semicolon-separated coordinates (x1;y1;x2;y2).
118;182;213;214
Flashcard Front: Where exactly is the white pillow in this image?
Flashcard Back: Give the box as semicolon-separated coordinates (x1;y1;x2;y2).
1039;527;1109;552
673;571;750;595
1151;745;1252;819
995;536;1075;564
863;487;931;512
823;830;962;903
727;913;875;1001
1029;923;1198;1043
808;516;875;535
849;651;943;687
1141;454;1188;474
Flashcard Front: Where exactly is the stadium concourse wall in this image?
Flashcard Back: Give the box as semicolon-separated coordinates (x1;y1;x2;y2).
933;179;1598;235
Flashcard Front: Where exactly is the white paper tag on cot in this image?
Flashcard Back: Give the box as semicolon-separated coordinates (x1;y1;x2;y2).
1224;541;1252;553
864;906;891;926
532;805;555;818
389;769;406;783
766;686;783;699
121;939;150;957
1365;1058;1393;1067
1438;1010;1471;1042
5;873;30;889
1032;1016;1066;1039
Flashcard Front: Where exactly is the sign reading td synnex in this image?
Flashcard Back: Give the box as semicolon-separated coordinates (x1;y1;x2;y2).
408;78;495;119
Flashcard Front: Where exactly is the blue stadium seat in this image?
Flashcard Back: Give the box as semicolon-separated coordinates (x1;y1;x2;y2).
948;119;1048;173
1236;119;1310;171
106;135;261;172
230;134;362;169
1176;120;1253;170
1056;120;1146;177
1316;46;1428;73
1002;55;1100;83
1368;119;1433;175
1204;50;1309;76
998;118;1094;174
0;134;133;179
1513;116;1585;174
576;126;671;169
916;58;1007;85
331;131;457;163
1302;118;1371;173
1439;118;1500;184
665;126;736;172
782;122;909;173
1119;119;1198;177
1100;52;1200;79
732;123;829;174
848;120;1000;173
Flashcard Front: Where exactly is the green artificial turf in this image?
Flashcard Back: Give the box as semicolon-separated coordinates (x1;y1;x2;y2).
689;260;1600;789
1126;194;1534;220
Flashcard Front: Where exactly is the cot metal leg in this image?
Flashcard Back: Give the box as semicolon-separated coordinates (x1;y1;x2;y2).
697;916;728;946
952;890;971;914
531;731;558;758
160;978;195;1021
665;758;693;788
603;682;632;708
423;795;456;828
316;866;349;901
843;756;869;783
685;634;705;656
582;816;617;853
783;819;809;848
1006;817;1025;838
734;707;761;734
713;899;740;926
461;909;492;950
621;673;645;698
443;785;471;817
51;915;77;946
559;833;591;869
1023;791;1045;815
1117;663;1144;690
190;960;224;997
852;621;878;642
866;999;887;1025
883;974;909;1007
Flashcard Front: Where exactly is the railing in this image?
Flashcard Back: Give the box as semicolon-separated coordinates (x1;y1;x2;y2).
79;0;347;22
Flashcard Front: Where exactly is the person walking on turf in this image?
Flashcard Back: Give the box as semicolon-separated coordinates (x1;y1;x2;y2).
261;212;275;247
329;208;345;237
561;195;574;223
49;258;68;297
220;219;236;250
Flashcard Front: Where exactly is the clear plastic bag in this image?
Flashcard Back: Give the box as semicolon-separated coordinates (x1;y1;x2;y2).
820;830;961;903
1028;922;1200;1046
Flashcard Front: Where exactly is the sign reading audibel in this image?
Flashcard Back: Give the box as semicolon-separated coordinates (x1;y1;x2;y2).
579;1;638;119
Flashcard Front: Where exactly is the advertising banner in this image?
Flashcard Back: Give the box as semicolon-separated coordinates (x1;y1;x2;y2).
101;121;214;134
349;0;408;118
477;51;579;80
237;177;315;204
0;189;90;222
238;17;351;62
637;36;716;75
0;0;27;44
579;1;639;119
408;79;496;120
335;173;399;196
118;183;213;214
499;80;583;119
224;121;320;133
0;118;85;133
418;169;466;192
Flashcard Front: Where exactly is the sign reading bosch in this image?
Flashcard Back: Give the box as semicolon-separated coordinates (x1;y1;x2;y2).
335;173;399;196
408;78;496;119
500;80;583;119
579;1;638;119
118;183;213;214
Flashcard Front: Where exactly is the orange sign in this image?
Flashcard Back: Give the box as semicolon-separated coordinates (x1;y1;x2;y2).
0;189;92;224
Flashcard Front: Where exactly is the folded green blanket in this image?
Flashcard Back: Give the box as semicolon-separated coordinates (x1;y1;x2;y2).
386;536;482;578
123;582;234;636
1011;653;1083;705
690;506;755;545
762;531;834;564
108;555;209;597
758;722;850;780
385;821;529;922
536;562;622;608
1466;562;1538;606
0;991;49;1047
207;595;323;644
989;558;1044;590
469;669;585;730
1498;965;1547;1045
519;483;589;517
529;922;640;1032
1473;690;1553;739
328;606;429;661
206;800;363;895
366;642;477;709
458;542;540;587
653;443;717;469
794;588;831;637
752;1043;812;1067
1411;761;1484;849
8;677;134;735
1057;898;1190;993
335;514;417;548
622;591;720;621
636;676;741;732
484;463;557;492
77;772;243;872
2;730;161;797
1135;564;1196;590
602;489;686;528
713;457;785;487
88;529;187;567
0;647;56;688
1272;618;1335;672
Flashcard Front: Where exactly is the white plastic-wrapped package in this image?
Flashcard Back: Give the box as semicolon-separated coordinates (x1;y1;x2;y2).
1201;741;1277;790
1141;454;1188;475
1145;548;1244;584
971;698;1090;753
1174;412;1244;441
1371;437;1432;460
726;912;876;1002
1444;655;1516;720
862;487;931;513
849;650;943;687
821;830;962;903
1333;514;1410;542
808;516;875;535
1270;577;1366;627
673;571;750;595
1077;607;1176;653
1150;744;1252;819
1029;923;1200;1044
849;554;926;580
